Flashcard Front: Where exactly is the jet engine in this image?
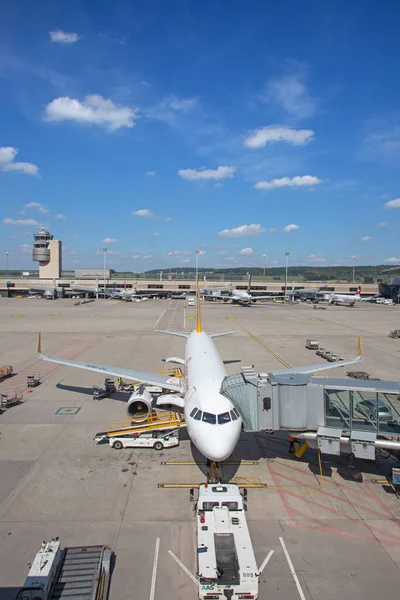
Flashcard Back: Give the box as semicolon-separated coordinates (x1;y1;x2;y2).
126;385;153;421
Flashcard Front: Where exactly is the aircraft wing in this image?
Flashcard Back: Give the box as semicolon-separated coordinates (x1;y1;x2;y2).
271;337;363;377
36;334;182;392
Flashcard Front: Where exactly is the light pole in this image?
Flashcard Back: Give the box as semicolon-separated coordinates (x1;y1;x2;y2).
168;252;172;279
263;254;267;277
103;247;107;296
352;255;356;283
195;249;200;290
6;251;9;271
285;250;290;299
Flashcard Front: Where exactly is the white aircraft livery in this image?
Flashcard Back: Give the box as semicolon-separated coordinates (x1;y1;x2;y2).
202;274;285;305
329;286;361;306
37;291;363;462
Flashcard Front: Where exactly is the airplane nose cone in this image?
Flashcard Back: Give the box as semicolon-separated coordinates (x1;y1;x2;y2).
195;427;241;462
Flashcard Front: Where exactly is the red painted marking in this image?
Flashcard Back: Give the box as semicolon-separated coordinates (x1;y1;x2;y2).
266;462;297;526
0;337;101;395
363;482;400;525
271;469;392;521
278;484;400;543
289;508;400;545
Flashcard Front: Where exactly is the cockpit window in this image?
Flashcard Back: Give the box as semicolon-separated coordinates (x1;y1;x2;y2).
202;412;216;424
193;409;202;421
218;412;231;424
190;408;198;417
230;408;239;421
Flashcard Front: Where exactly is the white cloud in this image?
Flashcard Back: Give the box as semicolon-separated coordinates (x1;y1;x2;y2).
220;251;227;256
198;250;206;255
307;254;326;263
182;259;192;264
384;197;400;209
268;227;277;232
178;166;236;181
132;209;157;218
145;171;156;177
255;175;322;190
102;238;118;244
165;217;172;222
20;244;31;253
377;221;388;228
266;67;318;119
45;95;138;131
153;232;160;237
244;125;314;149
55;214;67;219
0;146;39;176
3;217;40;226
361;236;372;241
132;254;141;259
218;224;266;238
147;95;198;126
49;30;80;44
23;202;49;213
239;247;254;255
143;254;152;259
283;224;300;232
385;257;400;263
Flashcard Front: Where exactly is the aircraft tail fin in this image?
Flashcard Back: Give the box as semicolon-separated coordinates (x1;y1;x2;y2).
247;272;252;292
196;281;202;333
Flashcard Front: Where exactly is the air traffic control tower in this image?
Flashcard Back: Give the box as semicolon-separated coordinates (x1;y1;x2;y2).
32;228;62;279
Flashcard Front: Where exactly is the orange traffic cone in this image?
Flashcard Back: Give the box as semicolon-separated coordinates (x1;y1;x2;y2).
28;387;32;393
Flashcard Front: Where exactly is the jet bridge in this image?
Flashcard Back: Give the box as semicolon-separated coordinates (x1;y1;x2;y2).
220;368;400;459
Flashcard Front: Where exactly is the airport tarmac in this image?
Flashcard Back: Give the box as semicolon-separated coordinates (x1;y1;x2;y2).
0;297;400;600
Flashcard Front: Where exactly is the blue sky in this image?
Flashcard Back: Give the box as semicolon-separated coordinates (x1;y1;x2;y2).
1;0;399;271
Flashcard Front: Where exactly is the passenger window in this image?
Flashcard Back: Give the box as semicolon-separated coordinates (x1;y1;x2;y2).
190;408;198;417
193;410;202;421
202;412;216;424
218;412;231;424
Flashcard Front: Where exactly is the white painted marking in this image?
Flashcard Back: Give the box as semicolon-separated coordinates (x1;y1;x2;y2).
168;550;200;588
153;300;172;329
279;537;307;600
258;549;274;574
149;537;160;600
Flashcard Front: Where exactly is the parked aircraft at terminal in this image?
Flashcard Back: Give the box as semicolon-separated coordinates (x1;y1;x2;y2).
202;274;286;305
37;292;363;462
329;286;362;306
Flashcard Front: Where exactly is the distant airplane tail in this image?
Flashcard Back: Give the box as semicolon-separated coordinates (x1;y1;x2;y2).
356;286;361;296
247;272;252;292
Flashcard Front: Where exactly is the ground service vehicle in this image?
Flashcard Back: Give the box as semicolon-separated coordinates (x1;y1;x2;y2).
356;399;393;422
0;365;13;380
95;429;179;450
306;339;319;350
195;483;269;600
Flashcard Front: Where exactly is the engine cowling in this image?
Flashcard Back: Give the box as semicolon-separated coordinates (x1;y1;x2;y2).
126;386;153;421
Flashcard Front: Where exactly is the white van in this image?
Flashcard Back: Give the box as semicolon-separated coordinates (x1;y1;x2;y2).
187;296;196;306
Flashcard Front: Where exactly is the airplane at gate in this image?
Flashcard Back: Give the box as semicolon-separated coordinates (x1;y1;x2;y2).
202;274;285;305
37;290;363;462
329;286;361;306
